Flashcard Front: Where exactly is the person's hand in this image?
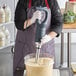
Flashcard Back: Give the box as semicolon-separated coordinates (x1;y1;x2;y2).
41;35;52;45
31;10;41;24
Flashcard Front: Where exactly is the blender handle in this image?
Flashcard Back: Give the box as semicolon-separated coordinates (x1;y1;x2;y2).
42;10;48;24
36;9;48;24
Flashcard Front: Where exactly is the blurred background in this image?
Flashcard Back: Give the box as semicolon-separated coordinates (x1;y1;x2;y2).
0;0;76;76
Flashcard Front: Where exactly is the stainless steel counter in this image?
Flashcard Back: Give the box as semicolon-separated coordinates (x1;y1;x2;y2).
53;68;73;76
59;68;73;76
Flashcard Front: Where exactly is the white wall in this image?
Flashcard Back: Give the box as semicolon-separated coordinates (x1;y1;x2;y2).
57;0;68;8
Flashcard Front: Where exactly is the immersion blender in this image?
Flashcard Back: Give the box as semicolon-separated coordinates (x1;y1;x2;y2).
35;7;50;63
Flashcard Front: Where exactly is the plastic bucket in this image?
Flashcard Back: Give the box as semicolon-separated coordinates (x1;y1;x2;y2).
24;53;54;76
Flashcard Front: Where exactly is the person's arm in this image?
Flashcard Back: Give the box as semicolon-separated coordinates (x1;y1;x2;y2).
15;0;42;30
24;11;42;29
24;19;32;29
14;0;27;31
41;0;63;44
49;0;63;37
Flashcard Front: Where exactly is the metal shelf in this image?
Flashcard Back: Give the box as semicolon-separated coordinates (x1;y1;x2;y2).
0;21;15;50
0;41;15;50
0;21;14;27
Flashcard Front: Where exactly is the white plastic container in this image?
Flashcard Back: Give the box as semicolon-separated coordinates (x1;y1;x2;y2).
0;6;5;23
0;29;5;47
3;4;11;22
24;53;54;76
1;26;10;45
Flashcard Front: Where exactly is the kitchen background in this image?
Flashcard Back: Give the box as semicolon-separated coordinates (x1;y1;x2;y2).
0;0;76;76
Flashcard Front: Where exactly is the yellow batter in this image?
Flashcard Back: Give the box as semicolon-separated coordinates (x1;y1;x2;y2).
25;58;54;76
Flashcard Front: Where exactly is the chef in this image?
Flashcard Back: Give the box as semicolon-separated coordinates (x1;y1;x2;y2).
13;0;63;76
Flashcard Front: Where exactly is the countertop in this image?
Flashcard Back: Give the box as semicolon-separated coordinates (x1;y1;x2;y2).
63;23;76;29
62;23;76;32
59;68;73;76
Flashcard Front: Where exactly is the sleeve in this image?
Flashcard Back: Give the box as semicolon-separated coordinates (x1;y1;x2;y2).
14;0;27;31
49;0;63;37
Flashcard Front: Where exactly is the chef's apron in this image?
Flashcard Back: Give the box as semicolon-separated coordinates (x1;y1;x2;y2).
13;0;55;74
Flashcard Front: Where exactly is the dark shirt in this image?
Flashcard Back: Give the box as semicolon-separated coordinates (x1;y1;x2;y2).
14;0;63;37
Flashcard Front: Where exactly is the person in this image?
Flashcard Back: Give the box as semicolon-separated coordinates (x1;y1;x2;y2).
13;0;63;76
